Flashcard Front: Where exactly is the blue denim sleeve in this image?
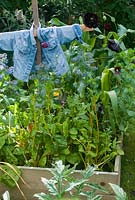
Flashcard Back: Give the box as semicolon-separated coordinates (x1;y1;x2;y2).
54;24;83;44
0;31;15;51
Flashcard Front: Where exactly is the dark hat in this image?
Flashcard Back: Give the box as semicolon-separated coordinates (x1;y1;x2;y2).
83;13;99;28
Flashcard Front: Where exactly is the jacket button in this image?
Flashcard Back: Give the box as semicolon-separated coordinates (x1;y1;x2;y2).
41;42;49;48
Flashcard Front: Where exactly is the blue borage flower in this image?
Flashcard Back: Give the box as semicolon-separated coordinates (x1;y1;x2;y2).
0;75;3;80
7;66;14;75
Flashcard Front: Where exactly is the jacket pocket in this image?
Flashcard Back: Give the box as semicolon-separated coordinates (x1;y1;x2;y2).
48;39;57;50
15;32;31;54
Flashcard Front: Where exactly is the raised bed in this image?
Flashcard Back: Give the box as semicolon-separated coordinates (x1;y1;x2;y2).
0;154;121;200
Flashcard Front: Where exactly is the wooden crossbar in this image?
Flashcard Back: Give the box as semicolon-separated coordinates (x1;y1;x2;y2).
32;0;41;65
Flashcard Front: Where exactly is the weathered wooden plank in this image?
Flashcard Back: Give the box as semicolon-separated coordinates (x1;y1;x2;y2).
0;154;121;200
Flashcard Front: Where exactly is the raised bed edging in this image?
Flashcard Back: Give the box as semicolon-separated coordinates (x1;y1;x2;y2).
0;154;121;200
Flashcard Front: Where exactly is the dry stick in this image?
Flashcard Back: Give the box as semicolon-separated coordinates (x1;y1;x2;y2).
0;165;27;200
32;0;41;65
0;162;30;188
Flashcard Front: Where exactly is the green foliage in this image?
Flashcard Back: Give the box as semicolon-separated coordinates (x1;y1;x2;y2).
109;183;128;200
0;162;28;199
0;163;21;187
1;17;135;170
38;0;135;47
0;0;30;10
0;9;31;32
0;0;135;47
0;63;121;169
0;1;134;198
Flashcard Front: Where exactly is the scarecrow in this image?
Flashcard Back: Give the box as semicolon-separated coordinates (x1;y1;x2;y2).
0;0;100;82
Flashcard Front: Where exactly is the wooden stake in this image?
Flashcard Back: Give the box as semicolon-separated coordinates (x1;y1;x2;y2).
32;0;41;65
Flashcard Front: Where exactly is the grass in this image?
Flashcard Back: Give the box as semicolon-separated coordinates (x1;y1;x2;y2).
121;119;135;200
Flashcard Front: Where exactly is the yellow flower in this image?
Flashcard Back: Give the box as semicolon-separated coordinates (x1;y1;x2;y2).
12;127;16;133
53;91;60;97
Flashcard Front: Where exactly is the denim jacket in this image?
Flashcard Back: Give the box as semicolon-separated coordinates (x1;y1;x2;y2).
0;24;82;82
